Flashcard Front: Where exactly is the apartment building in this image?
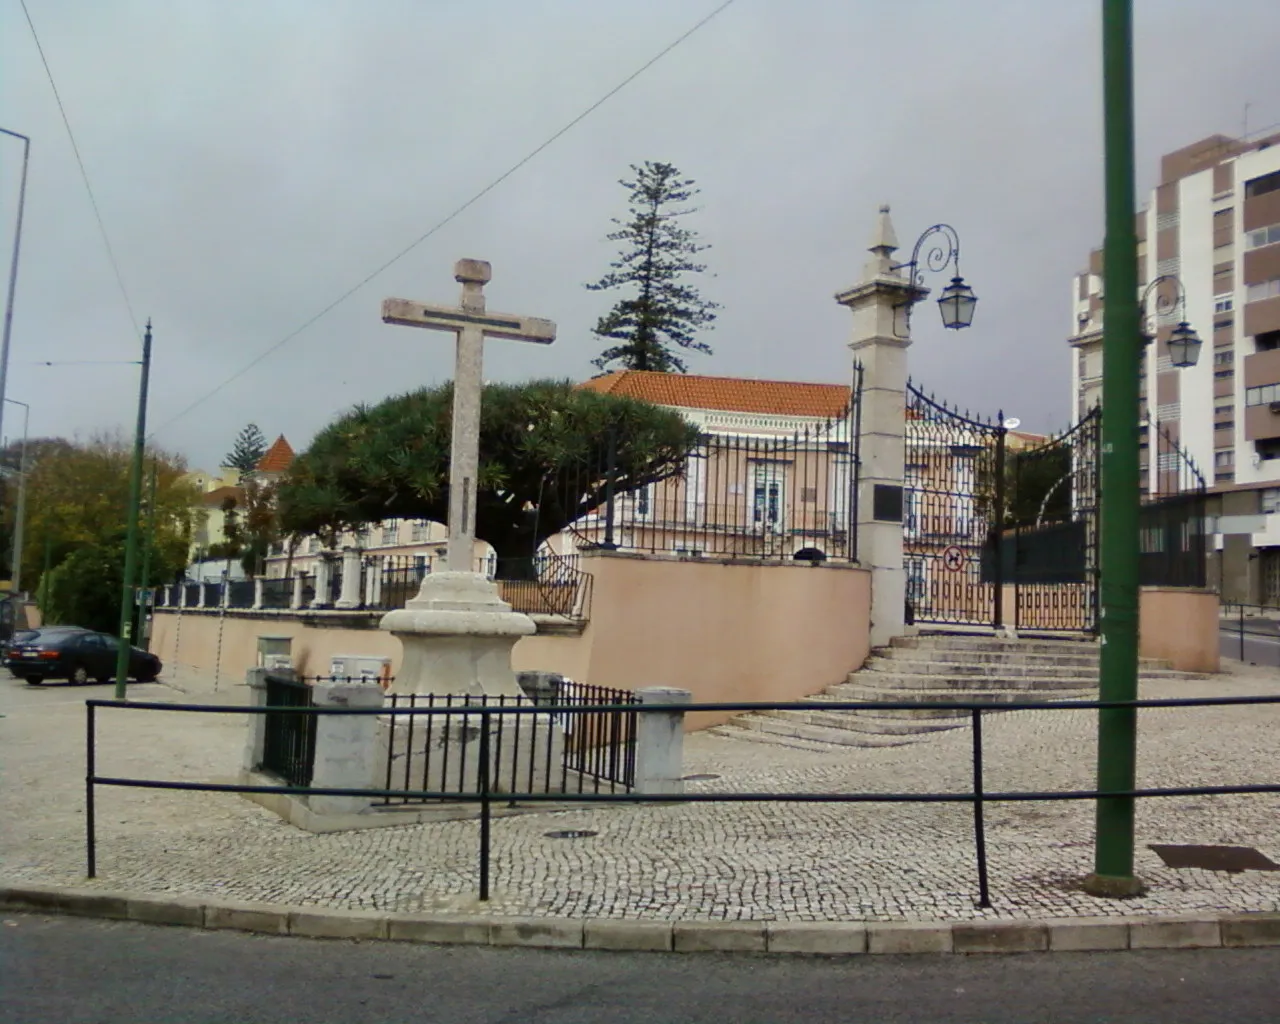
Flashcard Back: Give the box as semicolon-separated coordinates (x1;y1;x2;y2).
1068;130;1280;603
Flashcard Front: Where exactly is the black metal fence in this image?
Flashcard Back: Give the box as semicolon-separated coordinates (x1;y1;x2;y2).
259;673;316;788
556;372;862;564
381;680;636;804
84;693;1280;906
261;576;292;609
1141;423;1208;589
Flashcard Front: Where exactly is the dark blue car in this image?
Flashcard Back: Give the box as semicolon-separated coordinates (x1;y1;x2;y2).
8;629;161;685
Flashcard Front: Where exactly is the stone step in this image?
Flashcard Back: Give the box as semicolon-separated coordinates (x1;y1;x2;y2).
891;635;1101;655
706;723;915;753
831;685;1094;708
837;674;1098;693
863;658;1100;680
869;648;1171;671
713;715;917;748
755;706;963;736
861;659;1191;682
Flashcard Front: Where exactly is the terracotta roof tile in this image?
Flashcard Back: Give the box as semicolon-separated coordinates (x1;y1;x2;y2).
255;435;295;473
580;371;851;418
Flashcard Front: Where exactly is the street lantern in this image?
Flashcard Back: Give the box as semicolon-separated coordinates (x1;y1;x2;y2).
937;276;978;329
893;223;978;336
1140;273;1200;367
1167;320;1202;368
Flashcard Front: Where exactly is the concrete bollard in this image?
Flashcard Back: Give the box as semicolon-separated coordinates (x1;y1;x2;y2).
308;680;385;816
633;687;692;796
242;667;273;773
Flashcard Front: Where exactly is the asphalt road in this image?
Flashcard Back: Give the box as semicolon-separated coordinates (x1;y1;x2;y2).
1219;624;1280;668
3;915;1280;1024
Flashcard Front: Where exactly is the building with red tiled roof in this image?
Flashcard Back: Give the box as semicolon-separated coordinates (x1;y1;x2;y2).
255;435;295;475
581;370;852;422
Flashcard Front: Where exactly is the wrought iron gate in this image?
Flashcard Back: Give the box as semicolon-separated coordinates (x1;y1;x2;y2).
904;385;1102;634
1007;409;1101;633
904;383;1007;628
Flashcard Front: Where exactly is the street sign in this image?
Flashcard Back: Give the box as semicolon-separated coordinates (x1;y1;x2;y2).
941;545;967;573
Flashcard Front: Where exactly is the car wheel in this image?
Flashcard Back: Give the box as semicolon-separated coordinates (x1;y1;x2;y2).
70;665;90;685
136;672;157;683
25;676;43;685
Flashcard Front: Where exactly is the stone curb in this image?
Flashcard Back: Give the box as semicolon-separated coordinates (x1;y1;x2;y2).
2;884;1278;956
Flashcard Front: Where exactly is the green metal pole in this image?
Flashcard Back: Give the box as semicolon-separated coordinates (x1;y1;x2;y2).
136;459;158;650
114;321;152;699
1085;0;1145;898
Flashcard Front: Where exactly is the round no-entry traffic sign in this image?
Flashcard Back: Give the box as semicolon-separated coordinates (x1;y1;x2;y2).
941;546;967;573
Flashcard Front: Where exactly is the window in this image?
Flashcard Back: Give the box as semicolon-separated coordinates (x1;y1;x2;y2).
1246;170;1280;198
1262;488;1280;514
410;520;429;543
1139;527;1165;553
633;483;652;519
1215;349;1235;367
307;536;320;554
1214;294;1235;314
1246;384;1280;407
1246;279;1280;303
1257;330;1280;353
1247;224;1280;250
1259;439;1280;461
380;522;398;546
750;465;785;533
354;526;371;547
1214;450;1234;468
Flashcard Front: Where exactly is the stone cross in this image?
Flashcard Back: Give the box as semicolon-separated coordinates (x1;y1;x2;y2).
382;259;555;573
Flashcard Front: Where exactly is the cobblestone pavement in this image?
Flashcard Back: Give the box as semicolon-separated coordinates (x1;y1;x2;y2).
2;660;1279;923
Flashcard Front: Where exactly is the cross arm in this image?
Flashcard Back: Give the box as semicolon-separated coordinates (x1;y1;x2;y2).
381;298;556;343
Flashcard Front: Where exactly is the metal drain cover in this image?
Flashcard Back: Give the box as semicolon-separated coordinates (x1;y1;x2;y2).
1149;844;1279;873
544;829;598;840
682;773;721;781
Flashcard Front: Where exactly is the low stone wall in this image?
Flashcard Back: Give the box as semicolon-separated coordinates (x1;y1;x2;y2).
151;551;875;731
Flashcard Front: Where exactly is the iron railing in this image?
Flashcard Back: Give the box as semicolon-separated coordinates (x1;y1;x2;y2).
258;673;316;788
84;693;1280;906
228;580;256;608
261;576;292;609
555;374;863;565
381;680;636;804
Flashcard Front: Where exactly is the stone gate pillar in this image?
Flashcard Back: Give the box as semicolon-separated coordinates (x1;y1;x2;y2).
836;206;922;649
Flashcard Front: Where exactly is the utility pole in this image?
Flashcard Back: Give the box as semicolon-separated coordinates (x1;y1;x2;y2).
115;322;152;699
1084;0;1145;898
136;459;158;650
0;127;30;455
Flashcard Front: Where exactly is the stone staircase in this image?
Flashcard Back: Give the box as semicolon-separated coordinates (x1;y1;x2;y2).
708;633;1203;752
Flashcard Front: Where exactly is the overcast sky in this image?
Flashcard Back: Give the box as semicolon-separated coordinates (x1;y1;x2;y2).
2;0;1278;469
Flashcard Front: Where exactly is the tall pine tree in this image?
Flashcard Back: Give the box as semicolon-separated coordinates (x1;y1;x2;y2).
224;423;268;473
587;161;719;373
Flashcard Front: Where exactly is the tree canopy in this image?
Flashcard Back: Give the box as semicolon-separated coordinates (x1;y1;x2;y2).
224;423;268;473
21;435;200;600
586;161;719;373
277;380;700;570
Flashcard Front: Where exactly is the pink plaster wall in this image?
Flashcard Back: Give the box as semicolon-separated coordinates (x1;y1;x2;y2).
1139;587;1221;674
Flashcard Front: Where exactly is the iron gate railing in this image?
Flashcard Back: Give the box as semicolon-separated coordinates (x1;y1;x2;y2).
904;382;1007;629
259;673;316;788
380;682;637;804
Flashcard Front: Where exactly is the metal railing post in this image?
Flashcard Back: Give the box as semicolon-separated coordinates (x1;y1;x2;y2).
479;708;492;901
86;702;97;878
971;708;990;908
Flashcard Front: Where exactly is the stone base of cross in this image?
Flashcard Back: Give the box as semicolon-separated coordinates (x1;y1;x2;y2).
378;259;554;698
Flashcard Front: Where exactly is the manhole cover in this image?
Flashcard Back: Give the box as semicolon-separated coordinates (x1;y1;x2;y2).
682;773;721;781
544;829;598;840
1148;844;1279;873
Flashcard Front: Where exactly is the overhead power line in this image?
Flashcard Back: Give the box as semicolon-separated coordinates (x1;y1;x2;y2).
21;0;141;337
151;0;738;436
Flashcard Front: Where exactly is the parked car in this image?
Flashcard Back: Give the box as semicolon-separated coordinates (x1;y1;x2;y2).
3;626;90;673
9;630;161;685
